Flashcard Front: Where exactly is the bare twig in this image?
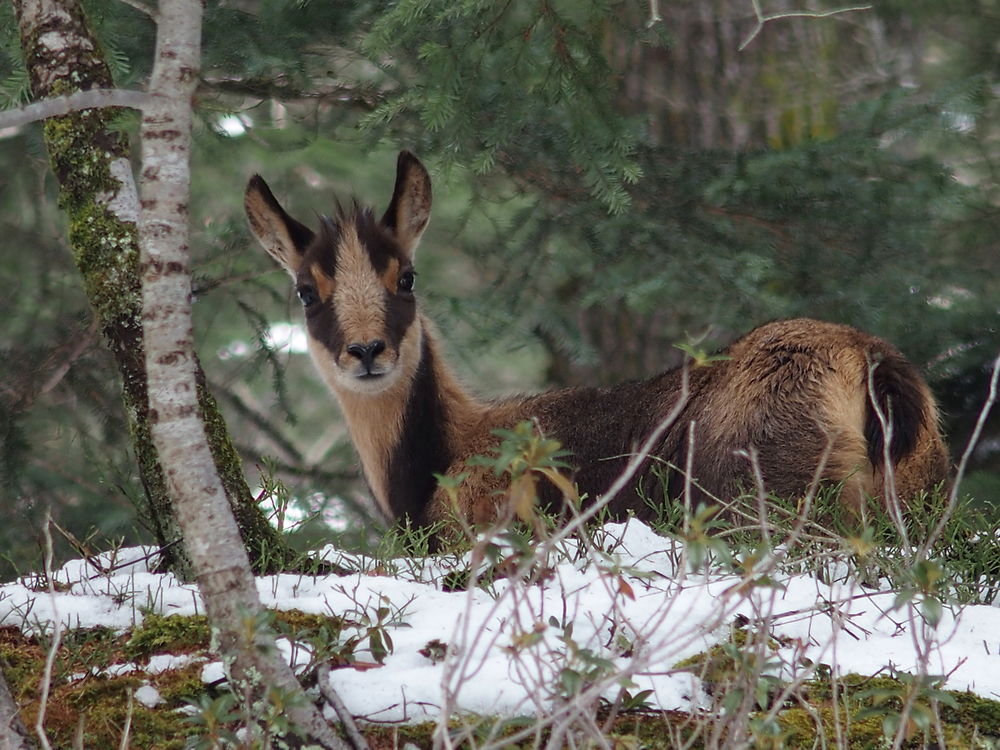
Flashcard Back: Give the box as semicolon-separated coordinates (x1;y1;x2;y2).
866;360;909;552
37;319;100;400
117;691;134;750
739;0;873;51
547;365;691;545
317;663;369;750
0;89;149;130
948;353;1000;501
646;0;661;27
919;352;1000;559
0;318;100;413
35;513;61;750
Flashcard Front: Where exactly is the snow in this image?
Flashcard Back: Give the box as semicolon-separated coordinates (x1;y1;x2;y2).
2;521;999;724
134;684;162;708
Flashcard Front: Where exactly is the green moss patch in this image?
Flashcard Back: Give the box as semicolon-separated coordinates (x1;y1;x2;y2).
2;624;202;749
125;613;211;661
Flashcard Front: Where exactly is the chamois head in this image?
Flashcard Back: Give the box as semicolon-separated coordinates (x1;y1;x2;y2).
244;152;432;394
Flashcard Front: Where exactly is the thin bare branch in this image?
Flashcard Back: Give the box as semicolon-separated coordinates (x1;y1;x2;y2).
37;319;100;399
866;360;909;552
200;77;384;110
0;318;99;412
117;691;134;750
646;0;661;27
739;1;873;51
35;514;61;750
919;352;1000;559
317;664;369;750
0;89;149;130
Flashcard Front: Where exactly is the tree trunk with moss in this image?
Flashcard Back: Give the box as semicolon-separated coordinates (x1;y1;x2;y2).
12;0;291;576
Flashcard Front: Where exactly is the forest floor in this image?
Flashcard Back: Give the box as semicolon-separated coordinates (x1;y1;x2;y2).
3;518;1000;748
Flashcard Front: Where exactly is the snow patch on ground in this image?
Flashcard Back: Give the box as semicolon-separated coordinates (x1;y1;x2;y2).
2;523;999;723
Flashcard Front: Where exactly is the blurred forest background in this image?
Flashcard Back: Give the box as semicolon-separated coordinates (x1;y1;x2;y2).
0;0;997;580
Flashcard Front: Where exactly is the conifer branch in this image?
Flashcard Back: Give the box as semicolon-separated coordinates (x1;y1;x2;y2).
0;319;99;412
0;88;149;130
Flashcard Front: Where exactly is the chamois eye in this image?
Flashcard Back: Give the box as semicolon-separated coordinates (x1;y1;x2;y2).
296;286;319;307
397;270;416;293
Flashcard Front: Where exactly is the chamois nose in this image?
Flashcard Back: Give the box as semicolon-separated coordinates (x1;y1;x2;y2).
346;340;386;373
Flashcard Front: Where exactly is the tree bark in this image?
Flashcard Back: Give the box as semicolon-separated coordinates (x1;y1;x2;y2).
137;0;348;746
0;665;33;750
12;0;292;576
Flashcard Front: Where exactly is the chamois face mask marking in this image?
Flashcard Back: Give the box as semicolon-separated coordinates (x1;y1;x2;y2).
297;214;419;395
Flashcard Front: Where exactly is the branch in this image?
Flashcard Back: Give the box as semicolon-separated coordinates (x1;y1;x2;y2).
35;514;61;750
200;77;384;110
317;664;369;750
739;1;873;51
646;0;662;27
0;89;149;130
0;318;100;412
918;353;1000;560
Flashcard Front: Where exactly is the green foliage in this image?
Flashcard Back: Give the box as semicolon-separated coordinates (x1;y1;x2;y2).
465;420;578;525
672;503;732;573
470;421;574;480
855;667;960;744
324;593;413;666
182;693;243;750
648;482;1000;608
776;671;1000;749
363;0;642;213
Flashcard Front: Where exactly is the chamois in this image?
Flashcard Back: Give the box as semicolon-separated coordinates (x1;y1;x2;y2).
245;151;950;531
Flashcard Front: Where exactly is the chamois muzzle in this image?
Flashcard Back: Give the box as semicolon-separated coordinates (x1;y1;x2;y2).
346;339;387;377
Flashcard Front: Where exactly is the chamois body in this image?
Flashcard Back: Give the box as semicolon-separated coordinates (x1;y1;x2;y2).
245;152;950;531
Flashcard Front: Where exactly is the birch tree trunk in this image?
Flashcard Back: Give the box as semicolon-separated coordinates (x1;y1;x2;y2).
12;0;292;577
137;1;347;746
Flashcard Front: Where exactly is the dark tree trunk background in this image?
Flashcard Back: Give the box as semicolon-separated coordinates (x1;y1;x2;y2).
538;1;923;389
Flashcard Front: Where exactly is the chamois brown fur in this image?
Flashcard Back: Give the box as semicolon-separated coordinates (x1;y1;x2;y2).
245;151;950;531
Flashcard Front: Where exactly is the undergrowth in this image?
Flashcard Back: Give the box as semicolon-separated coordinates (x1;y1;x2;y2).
4;607;1000;750
3;423;1000;748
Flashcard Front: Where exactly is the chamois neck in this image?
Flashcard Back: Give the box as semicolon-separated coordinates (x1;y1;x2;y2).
334;317;482;523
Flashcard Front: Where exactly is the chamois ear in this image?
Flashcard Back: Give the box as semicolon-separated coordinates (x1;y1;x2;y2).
380;151;432;258
244;175;316;278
